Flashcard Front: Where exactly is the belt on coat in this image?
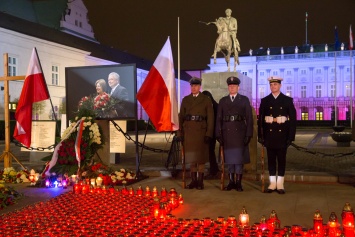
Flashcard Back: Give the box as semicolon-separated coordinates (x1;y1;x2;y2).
185;115;206;121
223;114;245;122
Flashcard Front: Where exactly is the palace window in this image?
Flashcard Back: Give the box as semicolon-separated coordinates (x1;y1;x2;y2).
301;69;306;75
259;86;265;99
286;86;292;97
301;86;306;98
330;84;335;97
8;56;17;76
345;84;351;97
316;69;322;74
51;65;59;85
315;85;322;98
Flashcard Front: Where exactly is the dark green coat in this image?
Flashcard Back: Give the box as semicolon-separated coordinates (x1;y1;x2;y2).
179;93;214;164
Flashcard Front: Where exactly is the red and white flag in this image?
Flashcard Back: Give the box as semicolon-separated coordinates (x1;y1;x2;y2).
13;48;50;147
137;37;179;132
350;25;353;50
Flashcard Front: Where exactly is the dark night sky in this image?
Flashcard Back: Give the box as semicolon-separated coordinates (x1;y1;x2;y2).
83;0;355;70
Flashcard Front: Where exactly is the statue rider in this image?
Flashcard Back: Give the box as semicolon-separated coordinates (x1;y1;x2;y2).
223;8;240;54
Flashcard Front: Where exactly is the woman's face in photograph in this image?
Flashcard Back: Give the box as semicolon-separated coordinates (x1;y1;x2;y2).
96;83;103;94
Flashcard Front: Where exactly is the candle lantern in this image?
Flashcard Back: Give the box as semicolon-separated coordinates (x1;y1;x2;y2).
128;187;135;195
73;183;81;194
29;174;36;186
238;206;250;227
327;212;341;237
81;183;89;194
313;209;324;235
161;187;167;197
259;215;268;231
136;186;143;196
267;210;280;232
169;188;177;197
227;215;237;227
121;186;129;195
96;177;103;187
178;193;184;205
62;179;68;189
153;197;160;218
29;169;37;186
152;186;158;197
45;179;51;188
144;186;151;196
341;202;355;237
71;175;77;184
90;178;96;187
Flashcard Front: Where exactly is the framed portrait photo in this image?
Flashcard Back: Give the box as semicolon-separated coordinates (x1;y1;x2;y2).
65;64;137;121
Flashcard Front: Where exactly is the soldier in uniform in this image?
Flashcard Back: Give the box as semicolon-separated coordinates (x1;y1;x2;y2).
215;76;253;191
257;76;296;194
178;77;214;190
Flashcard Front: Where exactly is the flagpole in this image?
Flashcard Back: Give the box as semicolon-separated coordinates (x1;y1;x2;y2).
178;17;181;111
34;48;58;122
350;48;353;128
334;48;337;126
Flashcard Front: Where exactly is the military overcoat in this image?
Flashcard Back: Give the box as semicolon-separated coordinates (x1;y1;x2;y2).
258;92;297;149
179;93;214;164
215;93;253;164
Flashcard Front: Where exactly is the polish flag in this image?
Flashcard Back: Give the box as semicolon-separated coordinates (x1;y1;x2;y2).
137;37;179;132
13;48;50;147
350;25;353;50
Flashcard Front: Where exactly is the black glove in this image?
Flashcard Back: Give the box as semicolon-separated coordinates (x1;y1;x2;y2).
204;136;212;144
257;137;264;145
176;136;184;143
286;140;292;148
244;136;251;146
216;136;223;145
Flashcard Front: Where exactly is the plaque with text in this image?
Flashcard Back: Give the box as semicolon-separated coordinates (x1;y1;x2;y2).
110;120;126;153
21;121;56;152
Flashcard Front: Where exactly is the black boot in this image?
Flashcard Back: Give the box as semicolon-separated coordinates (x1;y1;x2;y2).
186;172;197;189
235;174;243;192
196;173;204;190
224;173;235;191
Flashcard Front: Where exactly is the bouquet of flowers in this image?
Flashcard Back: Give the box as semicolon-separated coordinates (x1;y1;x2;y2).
0;184;23;209
0;167;30;183
82;162;136;186
78;93;120;119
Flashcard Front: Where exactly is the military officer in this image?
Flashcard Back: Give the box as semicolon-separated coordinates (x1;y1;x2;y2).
215;76;253;191
178;77;214;190
258;76;297;194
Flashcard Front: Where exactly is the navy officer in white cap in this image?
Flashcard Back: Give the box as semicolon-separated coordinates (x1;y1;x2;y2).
257;76;296;194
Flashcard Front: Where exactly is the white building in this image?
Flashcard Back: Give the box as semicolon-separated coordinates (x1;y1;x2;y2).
205;46;355;122
0;0;191;122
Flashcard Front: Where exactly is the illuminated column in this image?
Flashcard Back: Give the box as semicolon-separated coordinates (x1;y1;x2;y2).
309;67;314;120
293;68;300;119
323;66;330;120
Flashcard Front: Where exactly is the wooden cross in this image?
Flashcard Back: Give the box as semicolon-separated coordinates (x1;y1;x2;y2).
0;53;26;169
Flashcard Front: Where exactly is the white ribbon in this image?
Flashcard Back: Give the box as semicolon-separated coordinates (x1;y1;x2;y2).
44;120;81;176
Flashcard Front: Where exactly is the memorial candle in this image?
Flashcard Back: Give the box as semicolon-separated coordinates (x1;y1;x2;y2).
239;206;250;227
313;209;324;235
327;212;341;237
341;202;355;237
